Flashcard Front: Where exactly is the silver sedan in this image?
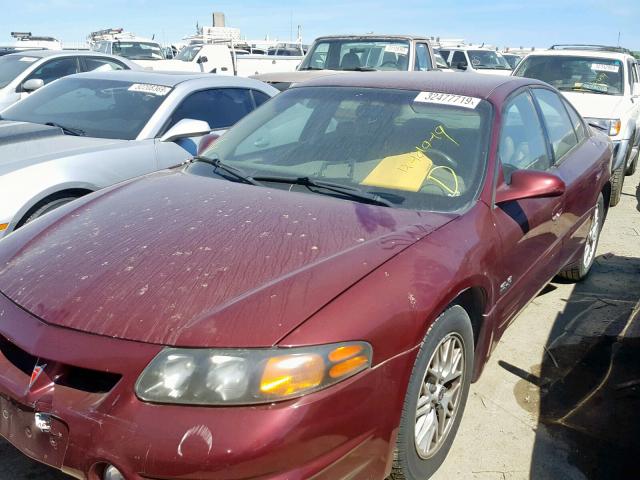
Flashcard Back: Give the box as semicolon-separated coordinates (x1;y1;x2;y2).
0;70;278;239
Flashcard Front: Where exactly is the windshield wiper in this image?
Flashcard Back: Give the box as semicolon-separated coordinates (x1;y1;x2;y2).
251;175;393;207
299;66;324;70
561;85;609;95
190;155;261;186
44;122;85;136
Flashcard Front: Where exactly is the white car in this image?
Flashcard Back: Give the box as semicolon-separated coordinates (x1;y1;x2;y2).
438;46;512;75
0;50;137;111
513;44;640;205
0;70;278;239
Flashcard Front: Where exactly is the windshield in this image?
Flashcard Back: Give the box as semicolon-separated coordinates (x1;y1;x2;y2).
299;39;411;71
176;45;202;62
112;41;164;60
0;55;38;88
195;87;492;212
514;55;624;95
467;50;511;70
1;77;171;139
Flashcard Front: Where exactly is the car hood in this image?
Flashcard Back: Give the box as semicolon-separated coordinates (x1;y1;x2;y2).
475;69;512;76
0;170;453;348
143;59;201;72
252;70;349;84
0;121;126;175
561;92;625;119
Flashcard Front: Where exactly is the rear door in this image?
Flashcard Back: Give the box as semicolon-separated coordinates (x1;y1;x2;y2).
492;89;564;333
530;87;605;265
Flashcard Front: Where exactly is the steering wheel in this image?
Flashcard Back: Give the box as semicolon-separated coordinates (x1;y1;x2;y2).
380;61;399;69
426;148;458;169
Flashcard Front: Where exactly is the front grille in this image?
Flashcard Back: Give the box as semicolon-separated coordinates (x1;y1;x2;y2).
0;335;121;394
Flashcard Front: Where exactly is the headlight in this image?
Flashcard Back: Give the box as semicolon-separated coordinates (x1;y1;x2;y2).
585;117;621;136
135;342;372;405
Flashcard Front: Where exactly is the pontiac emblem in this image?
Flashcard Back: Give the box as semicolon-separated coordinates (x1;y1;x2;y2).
29;363;47;390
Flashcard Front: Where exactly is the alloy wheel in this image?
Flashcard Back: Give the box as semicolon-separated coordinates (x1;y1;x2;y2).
414;333;465;459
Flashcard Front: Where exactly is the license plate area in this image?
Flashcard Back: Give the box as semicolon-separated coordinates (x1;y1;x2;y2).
0;396;69;468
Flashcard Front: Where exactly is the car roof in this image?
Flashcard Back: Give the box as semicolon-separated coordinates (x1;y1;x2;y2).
68;69;277;90
313;34;432;42
523;49;631;61
292;71;544;100
3;49;124;59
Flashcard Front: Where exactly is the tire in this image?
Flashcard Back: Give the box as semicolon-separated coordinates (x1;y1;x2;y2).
626;148;638;176
21;196;79;227
389;305;474;480
609;165;625;206
557;193;604;282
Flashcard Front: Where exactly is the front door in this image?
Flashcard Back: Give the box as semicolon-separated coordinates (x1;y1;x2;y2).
492;90;565;333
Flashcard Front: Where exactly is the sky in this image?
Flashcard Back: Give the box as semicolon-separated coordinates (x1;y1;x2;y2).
1;0;639;50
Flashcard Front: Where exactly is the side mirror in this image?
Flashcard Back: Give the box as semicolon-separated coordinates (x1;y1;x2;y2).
456;63;467;71
196;56;208;64
197;132;221;156
22;78;45;92
160;119;211;142
495;170;565;204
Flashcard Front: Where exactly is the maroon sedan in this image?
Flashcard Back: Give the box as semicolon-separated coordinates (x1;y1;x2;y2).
0;72;611;480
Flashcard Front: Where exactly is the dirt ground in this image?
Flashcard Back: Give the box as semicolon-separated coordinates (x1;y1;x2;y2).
1;169;639;480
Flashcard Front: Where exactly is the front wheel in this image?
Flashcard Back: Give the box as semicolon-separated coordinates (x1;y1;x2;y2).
609;165;625;206
389;305;474;480
557;193;604;282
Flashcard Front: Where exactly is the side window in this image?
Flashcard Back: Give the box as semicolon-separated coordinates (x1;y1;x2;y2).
438;50;450;64
531;88;578;162
26;57;80;85
451;51;467;70
499;91;551;181
414;43;432;71
251;90;271;107
167;88;254;131
307;42;329;69
561;97;587;142
84;57;127;72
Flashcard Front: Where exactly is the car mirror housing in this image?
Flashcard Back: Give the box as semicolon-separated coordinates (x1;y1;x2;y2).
197;56;209;64
495;169;565;204
22;78;45;92
160;118;211;142
456;63;467;71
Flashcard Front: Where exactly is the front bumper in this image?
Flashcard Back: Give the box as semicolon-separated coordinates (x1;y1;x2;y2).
0;292;413;480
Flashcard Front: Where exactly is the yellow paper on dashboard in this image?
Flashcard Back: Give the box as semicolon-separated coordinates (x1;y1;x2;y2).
361;150;433;192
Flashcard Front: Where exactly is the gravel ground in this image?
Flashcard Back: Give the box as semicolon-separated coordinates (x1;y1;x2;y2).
2;169;639;480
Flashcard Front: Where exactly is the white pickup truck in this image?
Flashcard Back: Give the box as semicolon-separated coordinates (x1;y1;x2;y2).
252;34;438;91
145;43;304;77
513;45;640;206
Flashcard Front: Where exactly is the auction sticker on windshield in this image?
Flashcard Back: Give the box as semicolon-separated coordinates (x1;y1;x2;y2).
385;44;409;55
414;92;481;109
591;63;619;73
128;83;172;96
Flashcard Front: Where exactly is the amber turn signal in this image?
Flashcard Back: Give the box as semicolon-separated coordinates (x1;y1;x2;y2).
260;354;324;396
0;223;8;231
